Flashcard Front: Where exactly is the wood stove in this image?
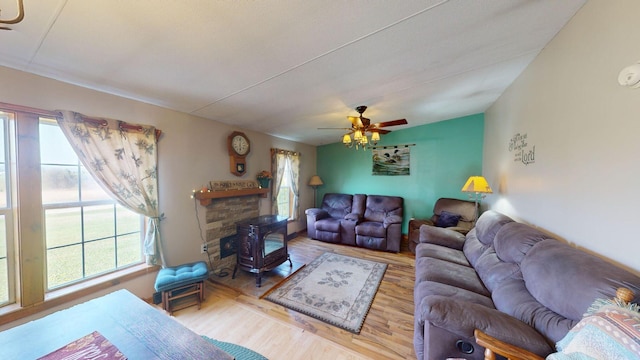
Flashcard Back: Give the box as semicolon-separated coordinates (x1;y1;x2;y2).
232;215;291;287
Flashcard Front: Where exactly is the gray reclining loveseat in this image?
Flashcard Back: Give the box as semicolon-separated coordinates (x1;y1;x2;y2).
305;193;403;253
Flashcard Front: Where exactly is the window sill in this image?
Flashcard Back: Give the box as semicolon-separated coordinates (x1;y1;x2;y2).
0;263;159;327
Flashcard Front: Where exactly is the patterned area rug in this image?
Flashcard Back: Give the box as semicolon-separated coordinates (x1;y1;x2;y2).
265;252;387;334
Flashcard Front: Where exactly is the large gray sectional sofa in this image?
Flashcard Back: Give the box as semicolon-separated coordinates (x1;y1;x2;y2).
414;210;640;359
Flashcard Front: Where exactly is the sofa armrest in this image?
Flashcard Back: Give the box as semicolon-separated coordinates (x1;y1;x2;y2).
409;218;435;231
419;225;466;250
383;215;403;227
305;208;329;221
474;329;545;360
418;295;553;357
344;213;361;222
446;226;470;235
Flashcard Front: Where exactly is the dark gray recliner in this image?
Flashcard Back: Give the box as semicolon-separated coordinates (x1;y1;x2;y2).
305;193;365;245
354;194;403;253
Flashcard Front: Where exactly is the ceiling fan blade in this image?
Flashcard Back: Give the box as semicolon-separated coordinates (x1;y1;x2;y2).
374;129;391;134
318;127;352;131
348;116;363;127
375;119;408;128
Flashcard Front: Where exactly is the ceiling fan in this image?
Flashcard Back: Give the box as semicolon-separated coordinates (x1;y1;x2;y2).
319;105;408;150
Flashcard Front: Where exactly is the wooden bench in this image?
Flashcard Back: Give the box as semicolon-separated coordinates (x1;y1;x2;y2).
154;261;209;314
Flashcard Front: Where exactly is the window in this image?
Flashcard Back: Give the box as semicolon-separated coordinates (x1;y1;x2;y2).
0;105;144;309
40;120;143;289
272;149;300;221
0;113;12;306
276;161;293;218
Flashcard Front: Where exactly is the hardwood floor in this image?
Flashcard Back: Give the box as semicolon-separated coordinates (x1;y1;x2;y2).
171;236;416;360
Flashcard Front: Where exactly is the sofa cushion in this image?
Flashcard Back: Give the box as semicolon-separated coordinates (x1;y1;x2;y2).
356;221;385;238
315;230;340;243
462;211;513;269
474;210;513;245
414;281;494;309
154;261;209;292
494;222;550;264
363;195;403;222
462;230;491;268
473;248;520;292
521;239;640;323
435;210;461;228
492;278;576;343
355;234;388;250
415;243;470;267
321;193;353;219
415;257;490;296
315;218;341;232
419;225;466;250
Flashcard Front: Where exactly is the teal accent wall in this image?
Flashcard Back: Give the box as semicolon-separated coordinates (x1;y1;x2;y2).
316;113;484;233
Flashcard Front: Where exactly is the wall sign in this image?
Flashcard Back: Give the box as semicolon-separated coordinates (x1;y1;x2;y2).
509;133;535;166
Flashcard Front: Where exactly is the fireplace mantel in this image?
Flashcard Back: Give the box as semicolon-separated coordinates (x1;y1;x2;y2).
194;188;269;206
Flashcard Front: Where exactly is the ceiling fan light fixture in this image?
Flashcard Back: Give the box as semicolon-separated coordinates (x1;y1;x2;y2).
323;105;407;151
354;129;362;140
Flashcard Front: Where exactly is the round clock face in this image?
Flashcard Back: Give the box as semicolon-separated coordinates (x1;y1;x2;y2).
232;135;249;155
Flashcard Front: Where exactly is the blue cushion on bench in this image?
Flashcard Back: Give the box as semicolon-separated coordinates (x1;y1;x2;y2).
154;261;209;292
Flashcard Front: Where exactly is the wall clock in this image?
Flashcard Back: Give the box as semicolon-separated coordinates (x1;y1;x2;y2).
227;131;250;177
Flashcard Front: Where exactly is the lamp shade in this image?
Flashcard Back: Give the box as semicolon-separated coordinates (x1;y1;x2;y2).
461;176;493;193
308;175;324;187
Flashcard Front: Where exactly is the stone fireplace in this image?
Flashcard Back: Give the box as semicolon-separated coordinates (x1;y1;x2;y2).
196;180;269;275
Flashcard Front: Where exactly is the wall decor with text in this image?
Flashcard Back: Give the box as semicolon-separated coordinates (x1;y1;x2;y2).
509;133;535;166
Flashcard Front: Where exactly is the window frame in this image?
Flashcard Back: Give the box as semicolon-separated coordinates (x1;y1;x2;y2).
275;161;295;220
39;119;144;290
0;111;15;307
0;103;147;314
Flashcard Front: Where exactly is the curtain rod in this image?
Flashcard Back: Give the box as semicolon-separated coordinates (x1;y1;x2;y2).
0;102;62;118
78;114;163;139
271;148;301;156
370;143;416;150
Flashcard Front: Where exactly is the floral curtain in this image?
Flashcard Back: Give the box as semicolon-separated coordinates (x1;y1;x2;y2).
57;111;165;266
270;148;301;220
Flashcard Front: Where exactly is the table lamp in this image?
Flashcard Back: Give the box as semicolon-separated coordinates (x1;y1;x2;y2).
461;176;493;221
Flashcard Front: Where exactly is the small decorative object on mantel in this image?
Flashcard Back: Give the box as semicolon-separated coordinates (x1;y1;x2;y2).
194;180;268;206
256;170;272;189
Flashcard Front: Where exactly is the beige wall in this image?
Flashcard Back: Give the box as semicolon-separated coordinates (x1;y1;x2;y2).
484;1;640;272
0;66;317;298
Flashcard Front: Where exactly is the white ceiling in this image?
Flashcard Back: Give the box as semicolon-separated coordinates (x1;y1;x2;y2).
0;0;586;146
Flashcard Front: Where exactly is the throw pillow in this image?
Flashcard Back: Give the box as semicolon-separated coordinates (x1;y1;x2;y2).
546;300;640;360
435;211;461;228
